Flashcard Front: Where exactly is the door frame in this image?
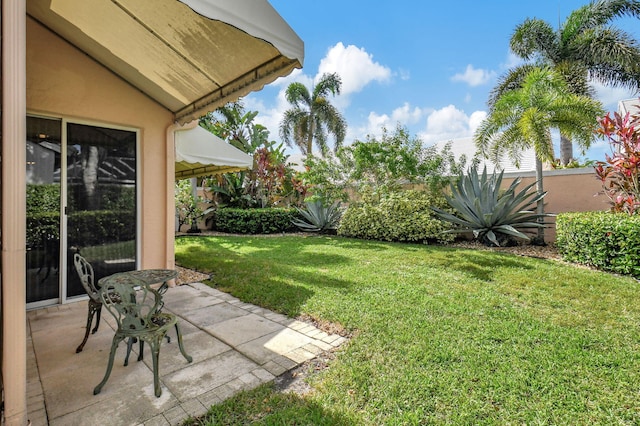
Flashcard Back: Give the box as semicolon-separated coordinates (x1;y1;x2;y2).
26;113;141;309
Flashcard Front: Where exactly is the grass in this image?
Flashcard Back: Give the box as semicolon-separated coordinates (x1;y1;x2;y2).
176;234;640;425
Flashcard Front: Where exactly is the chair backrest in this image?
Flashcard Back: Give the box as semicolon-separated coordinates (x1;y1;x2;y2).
73;253;99;302
99;276;163;334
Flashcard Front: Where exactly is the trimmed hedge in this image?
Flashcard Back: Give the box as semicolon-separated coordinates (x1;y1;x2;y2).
337;190;455;244
556;211;640;278
213;208;300;234
68;210;136;246
27;210;136;248
26;184;60;215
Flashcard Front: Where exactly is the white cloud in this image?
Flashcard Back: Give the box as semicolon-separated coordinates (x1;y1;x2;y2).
317;42;392;96
591;81;638;112
468;111;488;135
390;103;427;125
501;52;525;70
352;103;430;141
419;105;487;145
398;68;411;81
451;65;495;87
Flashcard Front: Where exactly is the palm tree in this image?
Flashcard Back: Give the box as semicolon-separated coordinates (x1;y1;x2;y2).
475;67;604;244
280;72;347;157
490;0;640;165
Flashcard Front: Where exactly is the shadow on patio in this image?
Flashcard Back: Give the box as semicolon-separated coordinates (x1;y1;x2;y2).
26;282;347;425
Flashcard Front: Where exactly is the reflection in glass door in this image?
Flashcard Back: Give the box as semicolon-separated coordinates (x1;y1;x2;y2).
26;116;138;306
26;117;62;304
66;123;137;299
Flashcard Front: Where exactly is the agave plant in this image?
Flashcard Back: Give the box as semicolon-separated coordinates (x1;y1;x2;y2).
432;165;550;247
292;200;342;233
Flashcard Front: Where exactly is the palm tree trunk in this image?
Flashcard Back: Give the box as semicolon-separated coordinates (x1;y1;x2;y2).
82;146;100;210
306;133;313;157
534;156;545;245
306;116;316;158
559;134;572;166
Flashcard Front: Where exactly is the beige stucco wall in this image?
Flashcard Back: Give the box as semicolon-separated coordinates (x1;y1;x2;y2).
502;168;610;241
26;17;175;269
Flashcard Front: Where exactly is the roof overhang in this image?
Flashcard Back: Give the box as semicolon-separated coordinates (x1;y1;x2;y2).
26;0;304;124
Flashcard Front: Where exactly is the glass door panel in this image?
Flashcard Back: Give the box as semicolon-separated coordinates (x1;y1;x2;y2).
66;123;137;298
26;117;62;304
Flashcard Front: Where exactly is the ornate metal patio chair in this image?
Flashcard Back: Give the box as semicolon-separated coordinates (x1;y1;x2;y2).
93;276;192;397
74;253;102;353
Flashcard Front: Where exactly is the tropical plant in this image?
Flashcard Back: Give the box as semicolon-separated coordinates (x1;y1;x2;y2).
292;200;342;233
199;101;269;154
175;179;213;232
201;102;300;209
475;66;604;243
492;0;640;165
247;144;292;208
206;172;252;209
280;72;347;157
432;165;550;247
594;101;640;214
338;125;468;197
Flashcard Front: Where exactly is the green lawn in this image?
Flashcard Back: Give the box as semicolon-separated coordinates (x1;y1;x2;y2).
176;235;640;425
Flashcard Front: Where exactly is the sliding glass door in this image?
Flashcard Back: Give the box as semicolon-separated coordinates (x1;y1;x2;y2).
65;122;138;298
26;116;138;306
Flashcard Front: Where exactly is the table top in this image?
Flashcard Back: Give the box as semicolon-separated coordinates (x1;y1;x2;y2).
98;269;178;288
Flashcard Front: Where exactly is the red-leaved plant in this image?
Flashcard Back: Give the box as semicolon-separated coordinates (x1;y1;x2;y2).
594;100;640;215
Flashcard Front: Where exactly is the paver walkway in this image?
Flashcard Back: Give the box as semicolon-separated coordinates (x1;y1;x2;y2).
26;282;346;425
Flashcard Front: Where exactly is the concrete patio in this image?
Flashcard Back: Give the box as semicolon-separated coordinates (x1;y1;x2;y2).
26;282;347;425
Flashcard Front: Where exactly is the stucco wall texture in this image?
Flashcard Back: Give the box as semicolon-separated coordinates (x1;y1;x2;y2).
26;17;175;269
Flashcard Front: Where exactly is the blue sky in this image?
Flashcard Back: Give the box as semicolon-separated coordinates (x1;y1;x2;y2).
244;0;640;164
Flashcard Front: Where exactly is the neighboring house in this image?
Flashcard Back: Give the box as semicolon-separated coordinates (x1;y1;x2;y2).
618;97;640;117
1;1;304;424
432;137;538;174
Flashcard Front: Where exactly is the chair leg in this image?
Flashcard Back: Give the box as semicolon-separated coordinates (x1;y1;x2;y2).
124;337;136;366
149;338;162;397
94;335;124;395
137;339;144;362
174;323;193;363
91;305;102;334
75;303;96;353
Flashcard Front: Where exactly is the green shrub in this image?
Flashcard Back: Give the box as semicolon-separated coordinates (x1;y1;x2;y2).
337;190;454;244
557;211;640;278
214;208;299;234
26;184;60;215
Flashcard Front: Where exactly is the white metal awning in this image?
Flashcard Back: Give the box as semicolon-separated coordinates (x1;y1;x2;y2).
27;0;304;123
174;123;252;179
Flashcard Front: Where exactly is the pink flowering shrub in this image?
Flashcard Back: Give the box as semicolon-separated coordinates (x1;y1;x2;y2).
594;100;640;215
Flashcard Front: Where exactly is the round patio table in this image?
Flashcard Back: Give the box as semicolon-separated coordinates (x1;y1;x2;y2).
98;268;178;312
98;269;178;290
